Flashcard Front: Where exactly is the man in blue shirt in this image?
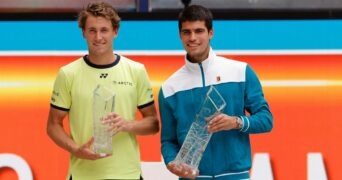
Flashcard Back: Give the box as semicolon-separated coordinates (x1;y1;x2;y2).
158;5;273;179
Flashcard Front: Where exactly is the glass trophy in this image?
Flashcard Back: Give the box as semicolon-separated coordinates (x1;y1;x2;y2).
92;84;115;156
174;86;226;174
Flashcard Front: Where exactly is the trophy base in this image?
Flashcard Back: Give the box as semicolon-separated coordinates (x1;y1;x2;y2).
92;143;113;157
98;152;112;157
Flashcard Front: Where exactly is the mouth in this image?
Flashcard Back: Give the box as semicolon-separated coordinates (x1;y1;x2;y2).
187;43;200;50
187;43;199;47
93;43;104;47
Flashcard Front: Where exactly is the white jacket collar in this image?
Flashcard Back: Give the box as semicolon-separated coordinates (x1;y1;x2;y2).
184;47;216;72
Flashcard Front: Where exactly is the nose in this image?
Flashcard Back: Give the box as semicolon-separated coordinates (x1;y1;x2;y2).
95;32;102;41
189;32;196;41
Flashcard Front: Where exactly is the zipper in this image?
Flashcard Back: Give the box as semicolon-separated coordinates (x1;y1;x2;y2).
199;63;205;87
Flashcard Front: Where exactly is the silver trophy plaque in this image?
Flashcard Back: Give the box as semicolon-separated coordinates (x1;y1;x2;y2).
92;84;115;156
174;86;226;174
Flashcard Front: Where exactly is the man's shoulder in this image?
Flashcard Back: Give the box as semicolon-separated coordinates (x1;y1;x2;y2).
60;57;84;71
160;65;189;98
216;55;247;67
163;65;187;83
119;55;144;68
56;57;85;79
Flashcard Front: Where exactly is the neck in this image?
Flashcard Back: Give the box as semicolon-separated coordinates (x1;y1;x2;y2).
88;53;116;65
187;53;209;63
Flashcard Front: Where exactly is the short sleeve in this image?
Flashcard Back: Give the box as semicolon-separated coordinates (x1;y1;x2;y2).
50;69;71;111
136;65;154;109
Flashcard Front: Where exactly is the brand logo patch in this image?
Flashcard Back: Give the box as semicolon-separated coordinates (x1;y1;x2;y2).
100;73;108;78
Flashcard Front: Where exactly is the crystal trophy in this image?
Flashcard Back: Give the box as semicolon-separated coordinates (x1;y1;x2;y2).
174;86;226;174
92;84;115;156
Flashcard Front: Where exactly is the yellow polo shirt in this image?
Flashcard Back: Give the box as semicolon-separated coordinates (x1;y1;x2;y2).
50;55;154;180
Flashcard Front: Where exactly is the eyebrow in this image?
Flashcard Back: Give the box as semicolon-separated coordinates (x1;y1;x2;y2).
181;28;205;31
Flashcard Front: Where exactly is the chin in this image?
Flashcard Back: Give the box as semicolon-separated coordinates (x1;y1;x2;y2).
188;51;200;57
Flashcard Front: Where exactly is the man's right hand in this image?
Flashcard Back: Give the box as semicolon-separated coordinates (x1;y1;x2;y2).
167;161;199;179
72;137;111;160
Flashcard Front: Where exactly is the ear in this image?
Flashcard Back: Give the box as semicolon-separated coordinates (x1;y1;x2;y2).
82;29;85;38
209;28;214;40
113;28;119;38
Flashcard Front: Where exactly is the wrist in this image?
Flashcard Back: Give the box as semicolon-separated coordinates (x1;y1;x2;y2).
235;116;243;129
67;142;79;154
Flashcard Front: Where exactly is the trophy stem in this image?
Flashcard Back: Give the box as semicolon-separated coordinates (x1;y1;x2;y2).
174;86;226;171
92;84;115;156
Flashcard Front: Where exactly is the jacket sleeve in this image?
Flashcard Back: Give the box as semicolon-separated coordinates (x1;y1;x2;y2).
240;65;273;134
158;88;179;165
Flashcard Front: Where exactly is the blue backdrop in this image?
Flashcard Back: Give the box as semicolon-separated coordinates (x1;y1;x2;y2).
1;20;341;50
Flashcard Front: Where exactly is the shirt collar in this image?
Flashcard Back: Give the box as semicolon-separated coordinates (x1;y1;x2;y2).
184;47;216;72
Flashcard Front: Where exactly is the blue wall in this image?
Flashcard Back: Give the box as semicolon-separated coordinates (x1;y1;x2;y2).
1;20;342;50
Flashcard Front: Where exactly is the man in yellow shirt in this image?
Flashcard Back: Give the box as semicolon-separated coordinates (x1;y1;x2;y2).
46;2;159;179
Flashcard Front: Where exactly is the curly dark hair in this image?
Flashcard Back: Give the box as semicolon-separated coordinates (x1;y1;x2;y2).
78;1;121;30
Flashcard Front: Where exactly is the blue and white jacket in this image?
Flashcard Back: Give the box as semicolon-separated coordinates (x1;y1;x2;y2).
158;48;273;179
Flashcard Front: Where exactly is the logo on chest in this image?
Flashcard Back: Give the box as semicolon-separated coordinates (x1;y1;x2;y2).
112;80;133;86
99;73;108;78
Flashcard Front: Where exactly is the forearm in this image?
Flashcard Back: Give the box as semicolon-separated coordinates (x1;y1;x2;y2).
240;108;273;133
130;103;159;135
130;116;159;135
244;65;273;133
47;123;78;154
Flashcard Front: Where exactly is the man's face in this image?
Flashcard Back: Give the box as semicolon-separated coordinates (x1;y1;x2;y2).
82;15;118;56
180;20;213;63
